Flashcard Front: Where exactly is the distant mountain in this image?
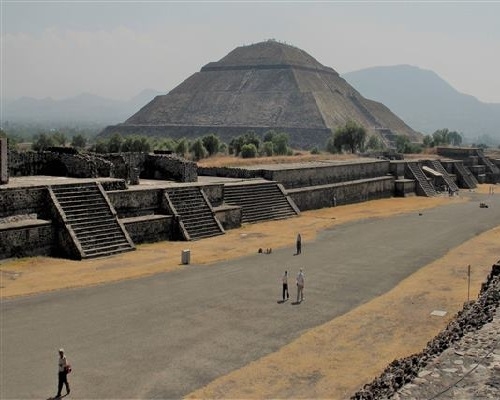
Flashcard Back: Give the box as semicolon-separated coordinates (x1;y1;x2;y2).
2;89;165;126
343;65;500;141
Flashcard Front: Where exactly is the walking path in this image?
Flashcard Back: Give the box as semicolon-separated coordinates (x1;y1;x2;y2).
1;187;499;399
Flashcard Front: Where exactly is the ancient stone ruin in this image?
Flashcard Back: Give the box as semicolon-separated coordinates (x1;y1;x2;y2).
101;40;421;149
351;262;500;400
1;145;498;260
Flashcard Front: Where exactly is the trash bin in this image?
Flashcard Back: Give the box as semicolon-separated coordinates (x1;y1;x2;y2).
181;249;191;265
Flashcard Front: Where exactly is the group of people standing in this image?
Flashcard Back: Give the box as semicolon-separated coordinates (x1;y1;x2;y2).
280;233;305;303
281;268;305;303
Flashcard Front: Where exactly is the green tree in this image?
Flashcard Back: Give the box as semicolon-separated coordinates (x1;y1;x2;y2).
242;131;260;150
366;135;384;151
190;138;207;160
93;140;108;154
310;146;320;155
432;129;450;146
71;134;87;149
52;131;67;146
108;133;123;153
263;130;277;143
229;131;261;156
448;131;463;146
175;138;188;156
272;132;289;155
422;135;434;148
331;121;366;153
325;136;339;154
202;134;220;156
155;138;176;151
241;143;257;158
396;135;423;154
261;141;274;156
32;133;55;151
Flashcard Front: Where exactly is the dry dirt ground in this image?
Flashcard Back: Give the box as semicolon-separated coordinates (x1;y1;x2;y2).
1;185;499;399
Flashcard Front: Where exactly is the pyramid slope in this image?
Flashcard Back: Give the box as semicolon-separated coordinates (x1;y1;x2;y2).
103;40;421;148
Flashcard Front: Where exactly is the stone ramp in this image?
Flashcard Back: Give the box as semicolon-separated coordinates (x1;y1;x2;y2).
223;181;299;223
405;163;437;197
165;186;224;240
50;182;135;259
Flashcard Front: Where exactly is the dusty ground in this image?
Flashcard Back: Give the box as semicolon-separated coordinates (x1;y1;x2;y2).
1;185;499;399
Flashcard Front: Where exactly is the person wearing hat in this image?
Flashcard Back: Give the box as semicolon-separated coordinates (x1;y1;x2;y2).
56;348;70;397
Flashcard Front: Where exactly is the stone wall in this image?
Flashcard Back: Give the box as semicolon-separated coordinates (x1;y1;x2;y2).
0;187;50;219
7;150;197;183
214;205;241;230
0;220;54;259
122;215;173;243
142;154;197;182
200;160;391;190
8;150;114;178
198;166;264;180
288;177;394;211
267;160;390;189
201;184;224;207
436;147;479;159
394;179;416;197
107;188;165;218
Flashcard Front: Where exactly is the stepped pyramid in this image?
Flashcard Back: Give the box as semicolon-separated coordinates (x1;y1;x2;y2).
102;40;421;148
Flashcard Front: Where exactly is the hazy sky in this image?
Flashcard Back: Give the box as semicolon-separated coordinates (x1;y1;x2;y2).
2;1;500;103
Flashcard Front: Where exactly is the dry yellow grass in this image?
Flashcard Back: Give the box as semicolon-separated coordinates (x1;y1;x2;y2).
1;186;498;400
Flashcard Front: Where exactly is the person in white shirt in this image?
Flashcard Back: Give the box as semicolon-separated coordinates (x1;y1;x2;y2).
296;269;305;303
282;270;289;301
56;348;70;397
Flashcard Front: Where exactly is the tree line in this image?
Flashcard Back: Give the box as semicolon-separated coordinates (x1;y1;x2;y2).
1;124;493;160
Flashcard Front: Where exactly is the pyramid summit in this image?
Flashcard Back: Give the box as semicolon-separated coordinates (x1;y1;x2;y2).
101;40;421;148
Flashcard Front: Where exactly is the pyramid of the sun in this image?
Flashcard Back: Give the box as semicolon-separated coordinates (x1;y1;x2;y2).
101;40;421;148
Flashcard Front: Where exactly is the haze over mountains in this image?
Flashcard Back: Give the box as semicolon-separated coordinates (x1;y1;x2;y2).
343;65;500;143
2;89;164;127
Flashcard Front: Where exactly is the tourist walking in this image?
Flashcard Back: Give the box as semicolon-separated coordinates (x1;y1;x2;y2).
296;233;302;255
282;270;289;301
56;348;70;398
296;269;305;303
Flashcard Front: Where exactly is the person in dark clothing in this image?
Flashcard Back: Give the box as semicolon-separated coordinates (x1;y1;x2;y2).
296;233;302;255
282;270;289;301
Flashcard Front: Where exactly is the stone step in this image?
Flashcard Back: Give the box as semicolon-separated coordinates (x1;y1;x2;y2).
166;187;224;240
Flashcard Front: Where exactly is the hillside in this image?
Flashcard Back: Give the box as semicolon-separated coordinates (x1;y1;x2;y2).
343;65;500;142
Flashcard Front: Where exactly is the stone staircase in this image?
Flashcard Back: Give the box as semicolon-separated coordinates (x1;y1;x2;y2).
425;160;459;192
165;187;224;240
405;163;437;197
454;162;478;189
476;150;500;182
223;181;299;224
50;182;135;259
